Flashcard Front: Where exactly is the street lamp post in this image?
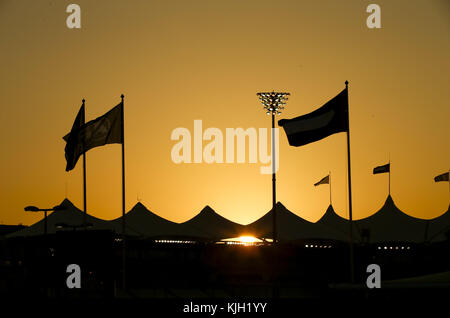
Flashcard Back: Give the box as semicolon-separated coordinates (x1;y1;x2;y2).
24;204;66;235
256;91;290;244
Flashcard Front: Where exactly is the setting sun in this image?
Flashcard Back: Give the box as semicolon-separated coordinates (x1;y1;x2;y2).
219;236;263;246
237;236;259;243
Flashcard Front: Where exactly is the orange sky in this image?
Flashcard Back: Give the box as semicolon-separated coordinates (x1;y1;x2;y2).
0;0;449;226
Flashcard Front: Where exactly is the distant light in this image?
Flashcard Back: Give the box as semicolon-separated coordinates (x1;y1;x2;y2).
154;239;196;244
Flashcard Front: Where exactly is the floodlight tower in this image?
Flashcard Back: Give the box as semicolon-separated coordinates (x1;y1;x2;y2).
257;91;290;245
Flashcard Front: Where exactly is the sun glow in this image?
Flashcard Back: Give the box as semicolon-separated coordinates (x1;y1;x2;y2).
237;236;259;243
219;235;264;246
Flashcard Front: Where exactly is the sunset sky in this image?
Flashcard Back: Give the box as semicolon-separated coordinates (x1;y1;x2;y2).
1;0;449;227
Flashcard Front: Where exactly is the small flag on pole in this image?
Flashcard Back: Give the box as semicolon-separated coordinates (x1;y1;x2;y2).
278;88;348;147
373;163;390;174
434;172;449;182
63;104;85;171
314;175;330;186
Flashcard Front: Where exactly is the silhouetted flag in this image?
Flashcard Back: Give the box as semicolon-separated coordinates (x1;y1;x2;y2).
314;175;330;186
79;102;123;152
373;163;390;174
63;104;85;171
278;88;348;147
434;172;449;182
63;102;123;171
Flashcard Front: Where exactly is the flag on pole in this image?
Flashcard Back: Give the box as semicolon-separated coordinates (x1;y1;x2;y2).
434;172;449;182
278;88;348;147
78;102;123;151
373;163;390;174
314;175;330;186
63;102;123;168
63;104;85;171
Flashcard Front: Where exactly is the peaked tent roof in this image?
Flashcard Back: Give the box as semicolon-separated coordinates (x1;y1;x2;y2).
7;199;113;238
179;205;245;240
246;202;348;242
316;205;360;242
427;205;450;242
356;195;428;243
109;202;182;237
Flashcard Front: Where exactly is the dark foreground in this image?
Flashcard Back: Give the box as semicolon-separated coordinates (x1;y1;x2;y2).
1;230;449;314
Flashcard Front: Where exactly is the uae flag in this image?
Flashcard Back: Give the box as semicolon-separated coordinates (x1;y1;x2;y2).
278;88;348;147
314;175;330;186
434;172;449;182
373;163;390;174
63;102;123;171
63;104;85;171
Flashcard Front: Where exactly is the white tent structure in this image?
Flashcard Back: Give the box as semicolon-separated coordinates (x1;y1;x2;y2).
7;198;113;238
315;205;360;242
109;202;182;237
246;202;348;242
356;196;429;243
6;197;449;244
178;205;245;240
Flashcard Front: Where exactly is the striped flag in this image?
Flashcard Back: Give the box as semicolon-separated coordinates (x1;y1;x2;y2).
278;88;348;147
314;175;330;186
434;172;449;182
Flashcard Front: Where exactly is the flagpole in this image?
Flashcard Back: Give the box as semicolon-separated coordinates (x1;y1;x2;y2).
82;98;87;230
388;156;391;197
121;94;126;291
345;80;355;283
329;171;332;206
272;112;277;245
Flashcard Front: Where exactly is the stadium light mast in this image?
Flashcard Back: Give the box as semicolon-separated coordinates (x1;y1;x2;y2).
257;91;290;245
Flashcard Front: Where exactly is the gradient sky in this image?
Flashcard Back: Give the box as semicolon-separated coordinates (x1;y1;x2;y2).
1;0;449;227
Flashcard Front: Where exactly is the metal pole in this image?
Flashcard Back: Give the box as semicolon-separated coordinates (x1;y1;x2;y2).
82;99;87;230
329;171;332;206
272;112;277;245
388;159;391;197
345;81;355;283
121;94;126;290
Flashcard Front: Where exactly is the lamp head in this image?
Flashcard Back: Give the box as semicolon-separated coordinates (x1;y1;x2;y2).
24;206;39;212
257;91;290;115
